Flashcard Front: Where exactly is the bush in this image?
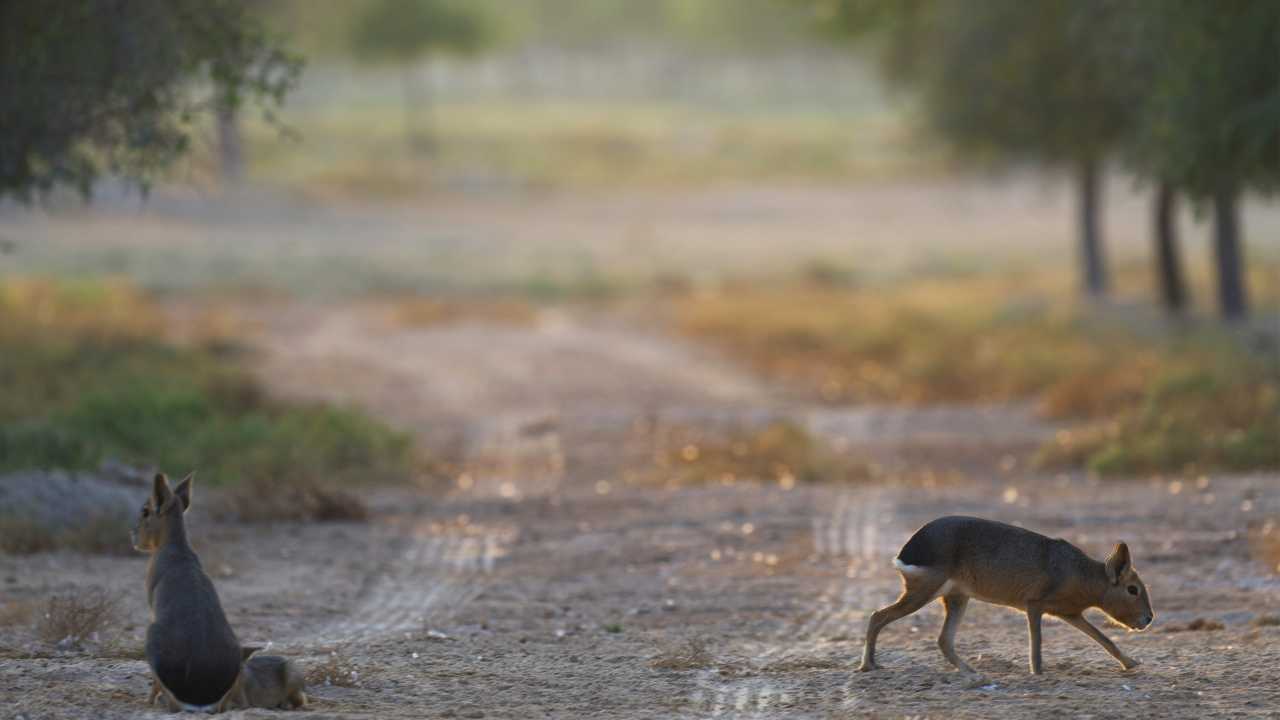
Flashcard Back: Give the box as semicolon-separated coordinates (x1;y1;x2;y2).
0;279;416;506
676;278;1278;475
36;588;120;647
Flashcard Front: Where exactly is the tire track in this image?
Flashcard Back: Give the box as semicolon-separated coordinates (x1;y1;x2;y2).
311;522;515;645
685;487;908;716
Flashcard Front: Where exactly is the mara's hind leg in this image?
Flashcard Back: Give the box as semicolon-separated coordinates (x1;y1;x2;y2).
937;594;977;675
287;689;308;709
859;569;947;671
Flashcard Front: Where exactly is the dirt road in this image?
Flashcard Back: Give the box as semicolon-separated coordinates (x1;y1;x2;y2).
2;304;1277;719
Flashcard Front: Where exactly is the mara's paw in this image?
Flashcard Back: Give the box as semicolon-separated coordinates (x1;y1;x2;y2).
961;673;989;690
857;660;879;672
1120;656;1141;671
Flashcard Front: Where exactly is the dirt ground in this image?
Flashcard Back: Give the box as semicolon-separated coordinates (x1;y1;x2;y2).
2;300;1278;719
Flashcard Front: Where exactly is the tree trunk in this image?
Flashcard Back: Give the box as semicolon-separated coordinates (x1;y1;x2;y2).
1078;159;1109;298
1153;182;1186;314
1212;185;1248;320
401;66;430;154
216;101;243;186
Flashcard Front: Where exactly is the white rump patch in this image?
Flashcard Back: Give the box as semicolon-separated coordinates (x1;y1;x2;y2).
893;558;929;574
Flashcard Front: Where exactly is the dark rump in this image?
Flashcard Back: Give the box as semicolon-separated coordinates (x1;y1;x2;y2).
897;525;939;567
151;655;240;706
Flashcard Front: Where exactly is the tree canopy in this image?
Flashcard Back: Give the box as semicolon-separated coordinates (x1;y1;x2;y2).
810;0;1279;316
1131;0;1280;202
349;0;495;64
0;0;299;202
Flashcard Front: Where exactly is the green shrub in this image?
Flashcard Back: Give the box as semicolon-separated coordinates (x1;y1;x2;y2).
0;278;415;494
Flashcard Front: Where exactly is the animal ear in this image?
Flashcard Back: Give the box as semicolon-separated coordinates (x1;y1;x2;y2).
152;473;172;507
172;473;194;512
1106;542;1131;585
242;645;263;661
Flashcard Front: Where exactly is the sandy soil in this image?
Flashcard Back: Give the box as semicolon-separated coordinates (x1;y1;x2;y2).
2;303;1277;719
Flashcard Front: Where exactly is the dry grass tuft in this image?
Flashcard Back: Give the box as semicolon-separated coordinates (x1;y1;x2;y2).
36;588;120;647
650;637;729;671
0;599;39;628
644;420;868;488
219;477;370;523
0;513;134;555
1252;615;1280;628
306;650;365;687
1164;617;1225;633
1250;522;1280;576
384;297;537;329
0;515;58;554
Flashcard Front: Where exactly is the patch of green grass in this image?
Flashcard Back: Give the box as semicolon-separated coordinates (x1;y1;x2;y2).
675;276;1278;476
0;279;414;495
1039;361;1279;475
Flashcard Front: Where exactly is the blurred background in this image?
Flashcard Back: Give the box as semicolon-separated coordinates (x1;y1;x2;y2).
0;2;1278;715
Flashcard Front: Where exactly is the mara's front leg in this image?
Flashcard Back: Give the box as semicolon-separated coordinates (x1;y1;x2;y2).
1026;608;1044;674
1059;614;1140;670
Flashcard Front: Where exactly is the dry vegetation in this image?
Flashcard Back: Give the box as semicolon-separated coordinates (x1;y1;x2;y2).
306;650;364;688
0;513;133;556
36;588;120;647
641;420;869;489
0;278;417;525
649;637;717;671
0;599;38;629
383;296;537;329
1252;520;1280;575
674;275;1279;476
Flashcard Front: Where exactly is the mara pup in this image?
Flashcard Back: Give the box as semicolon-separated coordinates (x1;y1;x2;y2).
224;646;309;711
133;473;244;712
860;516;1153;676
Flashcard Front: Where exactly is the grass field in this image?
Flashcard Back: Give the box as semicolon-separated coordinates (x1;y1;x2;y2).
234;98;936;199
0;279;416;524
673;272;1279;475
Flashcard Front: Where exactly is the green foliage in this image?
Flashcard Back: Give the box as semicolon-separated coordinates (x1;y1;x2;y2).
922;0;1138;166
0;279;413;488
0;0;301;202
350;0;494;63
1050;361;1280;476
1132;1;1280;200
814;0;1279;199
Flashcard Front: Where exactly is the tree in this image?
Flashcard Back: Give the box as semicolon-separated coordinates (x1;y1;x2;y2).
1152;182;1187;315
920;0;1150;299
350;0;495;152
0;0;300;202
1131;1;1280;320
807;0;1140;300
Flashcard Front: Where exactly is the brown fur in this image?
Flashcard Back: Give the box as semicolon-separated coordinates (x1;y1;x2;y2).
220;646;309;711
860;516;1154;676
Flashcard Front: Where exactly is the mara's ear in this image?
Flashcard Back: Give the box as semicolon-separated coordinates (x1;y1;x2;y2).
152;473;172;507
241;645;263;661
1105;542;1131;585
172;473;194;512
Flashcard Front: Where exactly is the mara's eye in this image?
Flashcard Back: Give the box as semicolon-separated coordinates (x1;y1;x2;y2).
141;506;150;518
1127;585;1139;596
